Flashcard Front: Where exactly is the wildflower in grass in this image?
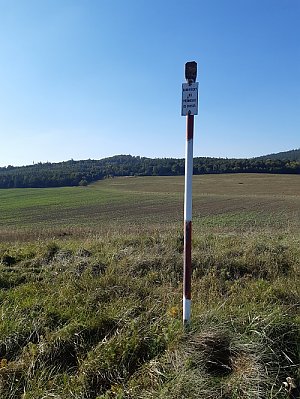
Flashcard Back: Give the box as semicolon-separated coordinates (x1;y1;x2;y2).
168;306;179;318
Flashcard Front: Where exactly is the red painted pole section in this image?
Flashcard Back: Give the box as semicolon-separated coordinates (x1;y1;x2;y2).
183;113;194;324
187;114;194;140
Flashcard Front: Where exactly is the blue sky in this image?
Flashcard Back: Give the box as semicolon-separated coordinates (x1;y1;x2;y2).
0;0;299;166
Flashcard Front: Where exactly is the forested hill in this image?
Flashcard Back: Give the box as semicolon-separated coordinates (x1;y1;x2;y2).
255;148;300;161
0;153;299;188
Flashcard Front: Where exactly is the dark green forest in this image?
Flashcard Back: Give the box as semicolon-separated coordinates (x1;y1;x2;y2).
0;150;299;188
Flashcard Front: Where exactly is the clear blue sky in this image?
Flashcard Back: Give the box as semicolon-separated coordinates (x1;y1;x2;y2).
0;0;299;166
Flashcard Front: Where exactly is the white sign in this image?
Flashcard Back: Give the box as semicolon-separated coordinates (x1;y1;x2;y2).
181;82;198;116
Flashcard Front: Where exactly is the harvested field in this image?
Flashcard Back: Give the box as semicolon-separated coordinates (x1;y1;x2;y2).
0;174;299;241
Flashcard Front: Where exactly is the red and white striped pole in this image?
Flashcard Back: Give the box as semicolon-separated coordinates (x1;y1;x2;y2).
182;61;198;325
183;114;194;323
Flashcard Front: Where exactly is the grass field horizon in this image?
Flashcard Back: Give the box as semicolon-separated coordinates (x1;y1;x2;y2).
0;174;299;398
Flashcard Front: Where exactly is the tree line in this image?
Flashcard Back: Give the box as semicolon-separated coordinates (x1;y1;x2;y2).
0;155;299;188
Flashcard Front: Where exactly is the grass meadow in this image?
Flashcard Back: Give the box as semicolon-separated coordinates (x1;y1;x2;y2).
0;174;299;398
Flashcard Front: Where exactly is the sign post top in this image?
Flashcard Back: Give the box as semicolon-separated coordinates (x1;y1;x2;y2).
185;61;197;84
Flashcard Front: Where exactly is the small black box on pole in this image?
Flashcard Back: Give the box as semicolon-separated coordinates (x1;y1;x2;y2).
185;61;197;84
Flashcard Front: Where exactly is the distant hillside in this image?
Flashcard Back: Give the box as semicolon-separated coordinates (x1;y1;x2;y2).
0;152;299;189
255;148;300;161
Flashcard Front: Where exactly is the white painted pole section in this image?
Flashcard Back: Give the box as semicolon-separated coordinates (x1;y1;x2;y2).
183;297;191;322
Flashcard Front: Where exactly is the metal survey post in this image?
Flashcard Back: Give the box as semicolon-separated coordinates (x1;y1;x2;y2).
182;61;198;325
